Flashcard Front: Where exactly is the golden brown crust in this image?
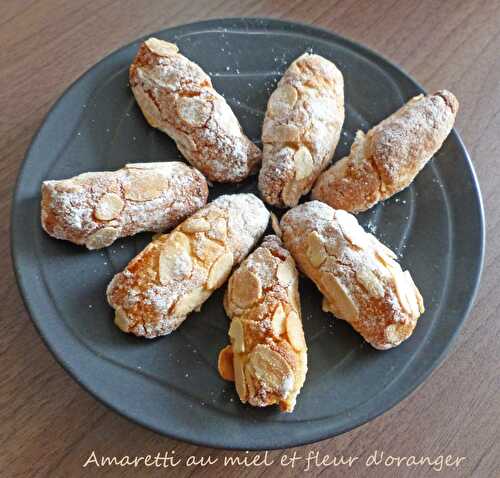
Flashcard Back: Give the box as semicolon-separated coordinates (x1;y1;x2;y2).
312;91;458;212
41;162;208;249
258;53;344;208
220;235;307;412
106;194;269;338
281;201;424;350
129;38;262;183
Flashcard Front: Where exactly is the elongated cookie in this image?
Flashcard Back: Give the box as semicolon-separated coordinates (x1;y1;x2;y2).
312;91;458;213
129;38;262;183
218;235;307;412
107;194;270;338
281;201;424;350
258;53;344;207
41;162;208;249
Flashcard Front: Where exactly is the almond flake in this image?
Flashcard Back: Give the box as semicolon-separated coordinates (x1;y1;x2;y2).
85;227;119;249
182;217;210;233
286;311;306;351
306;231;327;268
271;303;286;337
321;272;359;321
276;257;296;287
145;38;179;56
392;268;413;316
229;319;245;353
124;170;169;201
230;269;262;308
294;146;314;180
158;233;192;284
114;308;130;332
94;193;124;221
207;251;233;290
233;353;247;401
356;268;385;298
262;123;300;143
177;96;211;127
173;286;211;316
218;345;235;381
335;210;369;249
247;345;293;395
281;181;301;207
268;84;298;112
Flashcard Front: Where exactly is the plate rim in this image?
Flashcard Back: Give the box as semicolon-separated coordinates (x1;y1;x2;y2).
11;17;485;450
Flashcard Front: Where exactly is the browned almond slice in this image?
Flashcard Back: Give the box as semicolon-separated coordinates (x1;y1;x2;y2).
286;311;306;351
145;38;179;56
207;251;234;290
229;318;245;353
218;345;234;381
247;345;294;396
356;268;385;298
321;272;359;322
233;353;247;401
173;286;211;316
294;146;314;180
182;217;211;233
306;230;327;268
392;267;413;315
335;210;369;249
177;96;211;127
193;236;224;264
276;257;296;287
94;193;124;221
262;123;301;143
158;232;192;283
404;270;425;314
268;84;298;113
230;269;262;309
124;170;169;201
114;308;130;332
206;217;227;242
281;181;301;207
86;227;119;249
271;303;286;337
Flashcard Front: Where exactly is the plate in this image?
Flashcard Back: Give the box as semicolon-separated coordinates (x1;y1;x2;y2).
11;18;484;450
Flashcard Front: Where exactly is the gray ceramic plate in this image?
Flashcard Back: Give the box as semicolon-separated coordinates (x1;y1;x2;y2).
11;18;484;450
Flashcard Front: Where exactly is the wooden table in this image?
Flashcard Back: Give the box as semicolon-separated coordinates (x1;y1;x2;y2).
1;1;498;477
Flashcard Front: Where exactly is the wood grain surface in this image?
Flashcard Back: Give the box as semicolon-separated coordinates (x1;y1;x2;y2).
1;1;499;477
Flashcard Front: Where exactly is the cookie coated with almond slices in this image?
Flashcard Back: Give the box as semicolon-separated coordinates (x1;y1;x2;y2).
218;235;307;413
106;193;270;338
41;162;208;249
281;201;424;350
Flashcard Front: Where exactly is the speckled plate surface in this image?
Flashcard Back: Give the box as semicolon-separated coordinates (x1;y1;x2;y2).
11;18;484;450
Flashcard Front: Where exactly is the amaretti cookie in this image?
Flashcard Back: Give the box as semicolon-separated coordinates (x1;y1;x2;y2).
107;194;269;338
129;38;262;183
41;162;208;249
258;53;344;207
281;201;424;350
312;90;458;212
218;235;307;412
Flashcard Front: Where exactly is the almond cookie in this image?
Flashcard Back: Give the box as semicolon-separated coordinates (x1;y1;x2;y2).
219;235;307;412
258;53;344;207
107;194;270;338
281;201;424;350
129;38;262;183
312;91;458;213
41;162;208;249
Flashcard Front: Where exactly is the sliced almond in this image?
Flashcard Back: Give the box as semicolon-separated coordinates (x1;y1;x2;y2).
321;272;359;321
229;319;245;353
404;270;425;314
207;217;227;242
124;170;169;201
306;230;327;268
356;268;385;298
286;311;306;351
233;353;247;401
158;233;192;284
94;193;124;221
193;236;224;264
207;251;233;290
177;96;211;127
247;345;293;395
294;146;314;180
218;345;235;381
230;269;262;309
268;84;298;112
114;308;130;332
335;210;368;249
173;286;211;316
182;217;210;233
85;227;119;249
145;38;179;56
392;268;414;316
276;257;296;287
262;123;300;143
281;180;301;207
244;366;256;401
403;270;421;318
271;303;286;337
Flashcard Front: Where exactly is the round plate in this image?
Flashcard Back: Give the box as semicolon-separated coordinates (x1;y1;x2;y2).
11;18;484;450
